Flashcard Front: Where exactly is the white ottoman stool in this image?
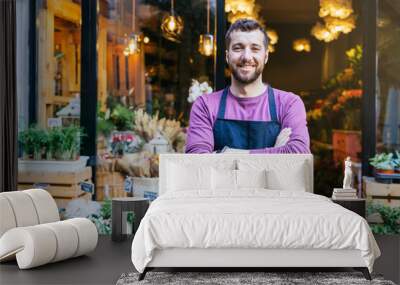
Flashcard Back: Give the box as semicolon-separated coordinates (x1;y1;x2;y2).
0;189;98;269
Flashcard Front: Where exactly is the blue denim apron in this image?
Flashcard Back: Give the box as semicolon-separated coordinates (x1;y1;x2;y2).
213;86;281;152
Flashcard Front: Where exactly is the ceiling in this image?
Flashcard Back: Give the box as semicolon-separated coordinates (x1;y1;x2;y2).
257;0;320;24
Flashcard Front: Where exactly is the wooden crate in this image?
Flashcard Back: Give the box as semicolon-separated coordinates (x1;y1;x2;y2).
18;167;93;199
55;192;92;209
18;183;88;198
96;171;127;201
363;176;400;207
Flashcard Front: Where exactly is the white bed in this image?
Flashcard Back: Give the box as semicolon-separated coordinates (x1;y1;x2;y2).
131;154;380;280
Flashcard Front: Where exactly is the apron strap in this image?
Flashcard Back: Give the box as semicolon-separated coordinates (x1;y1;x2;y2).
217;87;229;119
268;86;278;122
218;86;278;121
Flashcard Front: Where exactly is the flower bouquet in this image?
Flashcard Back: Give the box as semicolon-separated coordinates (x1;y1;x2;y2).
187;79;213;103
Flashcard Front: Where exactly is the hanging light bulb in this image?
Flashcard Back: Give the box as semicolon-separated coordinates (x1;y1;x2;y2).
123;0;141;56
199;0;214;56
128;33;140;54
123;47;131;57
161;0;184;42
293;38;311;52
167;16;177;31
199;34;214;56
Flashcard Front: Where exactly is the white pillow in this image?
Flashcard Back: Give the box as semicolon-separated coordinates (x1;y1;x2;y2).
236;169;267;189
212;168;237;191
237;159;308;191
167;162;212;192
266;163;307;191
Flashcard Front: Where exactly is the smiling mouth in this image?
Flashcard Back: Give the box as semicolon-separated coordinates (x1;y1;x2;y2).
238;65;256;71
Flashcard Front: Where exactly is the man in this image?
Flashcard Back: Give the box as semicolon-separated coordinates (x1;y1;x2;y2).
185;19;310;154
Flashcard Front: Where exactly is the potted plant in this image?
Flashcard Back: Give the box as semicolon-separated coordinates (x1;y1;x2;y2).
369;153;395;174
19;128;34;159
61;125;84;160
18;126;89;172
47;127;64;160
19;126;49;160
110;104;134;131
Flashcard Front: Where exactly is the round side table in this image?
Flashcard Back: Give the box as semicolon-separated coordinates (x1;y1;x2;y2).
111;197;149;242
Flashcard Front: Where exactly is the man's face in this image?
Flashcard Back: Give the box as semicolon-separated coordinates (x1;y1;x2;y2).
226;30;268;84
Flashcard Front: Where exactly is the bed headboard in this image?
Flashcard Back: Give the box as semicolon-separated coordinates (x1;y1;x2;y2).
159;154;314;195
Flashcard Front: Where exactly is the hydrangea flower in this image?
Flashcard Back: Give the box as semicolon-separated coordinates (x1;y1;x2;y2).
187;79;213;103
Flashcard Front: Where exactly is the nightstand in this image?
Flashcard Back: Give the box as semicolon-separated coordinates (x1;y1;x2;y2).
111;197;150;242
331;198;366;218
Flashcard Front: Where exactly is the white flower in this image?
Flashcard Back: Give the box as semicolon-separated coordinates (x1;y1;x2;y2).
188;79;213;103
64;199;101;219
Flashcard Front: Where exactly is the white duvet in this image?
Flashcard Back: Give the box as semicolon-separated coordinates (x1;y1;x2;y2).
131;190;380;273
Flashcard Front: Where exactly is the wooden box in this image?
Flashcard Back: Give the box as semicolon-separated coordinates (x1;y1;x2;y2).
363;176;400;207
18;167;93;199
54;192;92;209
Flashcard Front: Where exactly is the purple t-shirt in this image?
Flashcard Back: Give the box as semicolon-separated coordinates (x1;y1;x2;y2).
185;87;311;154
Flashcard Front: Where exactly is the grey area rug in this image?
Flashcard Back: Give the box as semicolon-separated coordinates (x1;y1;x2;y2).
116;272;396;285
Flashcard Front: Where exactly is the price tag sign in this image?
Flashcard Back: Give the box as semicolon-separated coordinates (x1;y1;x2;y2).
124;177;133;193
80;181;94;194
144;191;157;201
33;183;49;190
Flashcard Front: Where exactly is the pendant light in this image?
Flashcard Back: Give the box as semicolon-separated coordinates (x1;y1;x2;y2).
199;0;214;56
126;0;140;55
161;0;184;43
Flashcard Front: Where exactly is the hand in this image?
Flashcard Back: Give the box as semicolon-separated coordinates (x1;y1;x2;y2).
221;146;250;154
274;128;291;147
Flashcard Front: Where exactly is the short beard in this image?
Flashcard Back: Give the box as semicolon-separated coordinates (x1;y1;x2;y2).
229;59;264;84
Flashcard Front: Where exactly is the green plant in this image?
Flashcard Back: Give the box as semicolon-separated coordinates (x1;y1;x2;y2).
19;129;34;159
61;125;83;160
88;199;113;235
110;104;134;131
369;153;395;170
97;117;115;137
48;127;65;160
97;102;115;137
367;203;400;234
19;126;49;160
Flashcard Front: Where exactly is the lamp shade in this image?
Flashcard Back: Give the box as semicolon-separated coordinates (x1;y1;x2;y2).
199;34;214;56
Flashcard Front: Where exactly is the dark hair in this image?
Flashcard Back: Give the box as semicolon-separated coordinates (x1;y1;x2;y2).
225;19;269;49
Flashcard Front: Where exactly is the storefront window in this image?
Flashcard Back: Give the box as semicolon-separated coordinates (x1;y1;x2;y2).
376;0;400;152
36;0;82;127
95;0;216;203
17;0;88;215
